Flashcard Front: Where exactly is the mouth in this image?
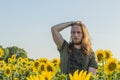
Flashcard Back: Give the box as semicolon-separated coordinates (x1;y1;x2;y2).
74;38;79;40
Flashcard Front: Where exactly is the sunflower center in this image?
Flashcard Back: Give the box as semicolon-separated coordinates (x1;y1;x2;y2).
98;53;103;61
12;56;15;59
47;65;53;72
41;65;45;71
6;69;10;73
18;58;22;62
35;62;39;67
53;60;57;63
43;60;47;63
105;52;109;58
45;77;48;80
0;64;3;68
6;68;11;76
108;63;116;71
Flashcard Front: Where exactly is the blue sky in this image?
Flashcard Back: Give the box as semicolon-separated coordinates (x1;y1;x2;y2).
0;0;120;60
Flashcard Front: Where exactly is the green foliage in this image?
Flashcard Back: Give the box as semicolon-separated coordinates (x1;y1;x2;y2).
52;72;68;80
0;45;28;62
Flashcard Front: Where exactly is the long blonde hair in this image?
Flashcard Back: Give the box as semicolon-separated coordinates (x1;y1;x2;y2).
69;21;92;55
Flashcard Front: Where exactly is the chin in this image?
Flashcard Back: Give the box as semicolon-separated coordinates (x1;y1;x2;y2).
73;41;81;45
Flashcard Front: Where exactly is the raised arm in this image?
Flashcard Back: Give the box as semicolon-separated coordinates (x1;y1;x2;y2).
51;21;73;49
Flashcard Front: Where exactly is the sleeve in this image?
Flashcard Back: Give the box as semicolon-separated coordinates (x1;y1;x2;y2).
88;52;98;69
58;40;68;52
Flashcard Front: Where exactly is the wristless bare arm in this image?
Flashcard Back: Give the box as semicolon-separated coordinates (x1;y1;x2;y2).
51;21;73;49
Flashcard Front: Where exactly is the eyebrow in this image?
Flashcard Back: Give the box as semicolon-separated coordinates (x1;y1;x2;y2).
71;31;82;33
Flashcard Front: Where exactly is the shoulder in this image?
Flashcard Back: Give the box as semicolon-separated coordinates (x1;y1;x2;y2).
58;40;69;52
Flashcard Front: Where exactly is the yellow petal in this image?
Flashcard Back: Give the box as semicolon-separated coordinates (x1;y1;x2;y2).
85;72;92;80
78;70;84;80
81;71;87;79
73;69;79;80
69;73;73;80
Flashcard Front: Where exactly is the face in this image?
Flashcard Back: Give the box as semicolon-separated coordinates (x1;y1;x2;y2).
71;25;83;45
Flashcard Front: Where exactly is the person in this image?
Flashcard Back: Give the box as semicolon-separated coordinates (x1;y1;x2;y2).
51;21;98;75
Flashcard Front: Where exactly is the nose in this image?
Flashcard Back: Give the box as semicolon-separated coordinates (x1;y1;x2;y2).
74;32;78;37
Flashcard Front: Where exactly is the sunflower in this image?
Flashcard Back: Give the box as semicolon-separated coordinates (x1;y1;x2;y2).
39;62;46;72
4;66;12;77
51;58;60;68
27;75;41;80
28;61;34;67
27;72;54;80
0;48;4;57
8;58;13;63
38;58;48;63
96;49;105;62
20;58;27;66
19;67;26;75
46;62;55;72
0;64;4;70
104;58;118;74
18;57;22;61
30;67;37;73
104;50;112;59
8;64;14;71
34;60;40;69
40;71;54;80
17;57;22;64
11;54;16;63
11;54;16;60
0;60;6;70
24;58;29;62
69;70;92;80
14;65;19;73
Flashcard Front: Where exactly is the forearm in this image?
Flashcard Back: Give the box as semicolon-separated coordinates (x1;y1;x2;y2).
51;21;73;49
88;67;96;75
51;21;73;32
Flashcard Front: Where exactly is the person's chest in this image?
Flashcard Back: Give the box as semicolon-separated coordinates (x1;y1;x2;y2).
69;50;90;67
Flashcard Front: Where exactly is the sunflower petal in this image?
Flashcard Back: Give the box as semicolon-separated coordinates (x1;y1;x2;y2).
85;72;92;80
73;69;79;79
81;71;87;79
78;70;84;80
69;73;73;80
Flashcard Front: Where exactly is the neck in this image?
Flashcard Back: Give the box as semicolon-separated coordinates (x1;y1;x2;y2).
74;44;81;49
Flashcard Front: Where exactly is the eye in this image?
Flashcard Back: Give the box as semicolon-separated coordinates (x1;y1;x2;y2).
77;31;81;34
71;31;75;34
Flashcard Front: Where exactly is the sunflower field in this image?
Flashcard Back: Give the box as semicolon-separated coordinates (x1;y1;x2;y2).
0;47;120;80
